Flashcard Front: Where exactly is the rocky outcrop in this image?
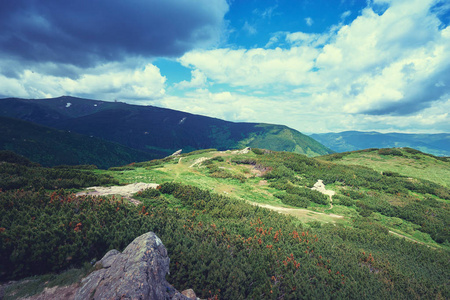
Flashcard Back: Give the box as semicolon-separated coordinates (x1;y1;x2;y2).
75;232;189;300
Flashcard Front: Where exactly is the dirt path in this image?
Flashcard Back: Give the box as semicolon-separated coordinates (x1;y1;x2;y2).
387;230;434;248
251;202;344;223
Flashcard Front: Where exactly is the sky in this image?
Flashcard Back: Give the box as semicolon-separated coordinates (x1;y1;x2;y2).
0;0;449;134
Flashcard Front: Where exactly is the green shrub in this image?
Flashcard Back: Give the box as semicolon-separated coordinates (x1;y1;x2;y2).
286;186;329;205
382;171;402;177
333;194;354;206
251;148;265;155
264;165;295;180
135;187;161;198
378;148;403;156
0;150;37;167
274;192;310;208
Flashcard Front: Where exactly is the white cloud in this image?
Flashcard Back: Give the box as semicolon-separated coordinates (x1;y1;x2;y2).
305;17;314;26
243;21;257;35
285;32;330;47
174;69;208;89
254;5;278;19
174;0;450;133
341;10;351;19
0;62;166;101
179;47;318;88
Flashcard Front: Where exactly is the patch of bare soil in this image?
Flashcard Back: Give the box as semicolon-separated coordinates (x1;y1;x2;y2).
76;182;159;205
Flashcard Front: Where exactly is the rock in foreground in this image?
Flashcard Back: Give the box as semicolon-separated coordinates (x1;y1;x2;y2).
75;232;188;300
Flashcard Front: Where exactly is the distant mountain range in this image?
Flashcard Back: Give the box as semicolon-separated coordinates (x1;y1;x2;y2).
310;131;450;157
0;96;332;166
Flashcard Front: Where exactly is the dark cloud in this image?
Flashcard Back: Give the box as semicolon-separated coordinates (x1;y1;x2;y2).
0;0;228;69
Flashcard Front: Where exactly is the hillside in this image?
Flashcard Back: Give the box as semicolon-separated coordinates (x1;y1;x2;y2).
319;148;450;187
0;96;332;157
0;116;157;168
310;131;450;156
1;148;448;299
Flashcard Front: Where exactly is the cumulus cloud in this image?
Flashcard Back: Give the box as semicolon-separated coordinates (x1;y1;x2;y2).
305;17;314;26
158;89;288;124
0;0;228;70
178;0;450;132
174;69;208;89
178;47;318;88
0;62;166;101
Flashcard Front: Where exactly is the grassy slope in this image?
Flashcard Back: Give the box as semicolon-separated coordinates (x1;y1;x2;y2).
100;148;449;250
318;148;450;187
102;151;346;225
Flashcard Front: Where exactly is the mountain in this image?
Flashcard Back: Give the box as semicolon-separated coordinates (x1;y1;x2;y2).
310;131;450;156
0;96;332;157
0;116;157;168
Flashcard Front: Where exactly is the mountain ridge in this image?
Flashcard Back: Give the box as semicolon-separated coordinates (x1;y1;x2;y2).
310;130;449;156
0;96;332;157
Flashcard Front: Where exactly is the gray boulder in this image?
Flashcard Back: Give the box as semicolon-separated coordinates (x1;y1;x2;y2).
75;232;188;300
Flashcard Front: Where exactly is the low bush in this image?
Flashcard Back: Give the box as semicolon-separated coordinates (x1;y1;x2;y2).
378;148;403;156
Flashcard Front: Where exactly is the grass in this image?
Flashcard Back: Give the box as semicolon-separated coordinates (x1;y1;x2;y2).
91;148;450;250
319;149;450;187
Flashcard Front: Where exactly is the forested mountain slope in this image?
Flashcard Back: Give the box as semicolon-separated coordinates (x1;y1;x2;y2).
0;116;157;168
0;96;332;157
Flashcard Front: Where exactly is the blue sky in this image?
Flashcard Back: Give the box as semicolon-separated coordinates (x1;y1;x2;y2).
0;0;449;133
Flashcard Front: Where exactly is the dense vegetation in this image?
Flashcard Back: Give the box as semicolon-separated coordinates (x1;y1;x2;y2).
0;151;119;191
1;149;449;299
252;150;450;244
319;147;450;187
0;116;157;168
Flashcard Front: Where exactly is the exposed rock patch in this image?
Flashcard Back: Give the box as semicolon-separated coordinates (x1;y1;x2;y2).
170;149;183;157
74;232;189;300
189;157;209;168
230;147;251;154
311;180;336;209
